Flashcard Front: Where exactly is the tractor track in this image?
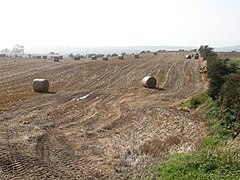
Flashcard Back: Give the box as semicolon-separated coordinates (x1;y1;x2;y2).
0;52;206;179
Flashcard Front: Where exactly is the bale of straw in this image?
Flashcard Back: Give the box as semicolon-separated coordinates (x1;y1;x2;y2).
74;56;80;60
32;79;49;93
142;76;157;88
91;55;97;60
0;54;6;58
42;55;47;59
118;55;124;60
135;54;139;58
53;56;60;62
194;53;199;59
154;52;157;55
59;55;63;59
186;54;192;59
102;56;108;61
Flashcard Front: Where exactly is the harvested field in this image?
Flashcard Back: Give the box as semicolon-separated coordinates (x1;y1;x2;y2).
0;52;206;179
218;51;240;59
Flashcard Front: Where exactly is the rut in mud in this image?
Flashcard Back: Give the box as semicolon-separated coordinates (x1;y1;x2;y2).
0;52;206;179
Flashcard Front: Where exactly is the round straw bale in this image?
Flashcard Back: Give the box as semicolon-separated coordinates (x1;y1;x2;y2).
194;53;199;59
142;76;157;88
135;54;139;58
33;79;49;93
74;56;80;60
0;54;6;58
91;55;97;60
102;56;108;61
186;54;192;59
118;55;124;60
53;56;60;62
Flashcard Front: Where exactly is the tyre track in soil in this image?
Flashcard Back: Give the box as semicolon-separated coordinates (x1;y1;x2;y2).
0;52;206;179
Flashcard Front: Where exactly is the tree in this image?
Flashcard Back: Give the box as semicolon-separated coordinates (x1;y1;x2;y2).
198;45;217;61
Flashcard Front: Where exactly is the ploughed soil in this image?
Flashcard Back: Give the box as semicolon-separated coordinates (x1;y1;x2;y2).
0;52;206;179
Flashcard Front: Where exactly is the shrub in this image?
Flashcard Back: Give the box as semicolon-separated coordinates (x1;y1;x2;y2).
198;45;217;61
207;59;237;100
219;73;240;138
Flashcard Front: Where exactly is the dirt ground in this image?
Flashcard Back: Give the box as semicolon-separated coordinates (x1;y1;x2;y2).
0;52;206;179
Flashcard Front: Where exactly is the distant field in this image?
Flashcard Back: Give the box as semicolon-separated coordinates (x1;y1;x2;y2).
0;52;206;179
217;52;240;68
218;51;240;59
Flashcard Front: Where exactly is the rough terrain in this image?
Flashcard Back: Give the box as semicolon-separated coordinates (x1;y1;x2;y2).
0;52;206;179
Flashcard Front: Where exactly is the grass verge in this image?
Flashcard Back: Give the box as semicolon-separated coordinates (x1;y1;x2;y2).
149;149;240;180
147;91;240;179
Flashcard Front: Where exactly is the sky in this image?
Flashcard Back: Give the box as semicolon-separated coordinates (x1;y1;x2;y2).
0;0;240;50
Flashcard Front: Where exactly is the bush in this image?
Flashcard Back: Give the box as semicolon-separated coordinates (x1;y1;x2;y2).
198;45;217;61
219;74;240;138
207;59;237;100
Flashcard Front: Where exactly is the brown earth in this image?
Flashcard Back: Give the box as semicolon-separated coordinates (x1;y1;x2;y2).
0;52;206;179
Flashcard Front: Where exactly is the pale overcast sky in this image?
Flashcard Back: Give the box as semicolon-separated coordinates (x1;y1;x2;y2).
0;0;240;49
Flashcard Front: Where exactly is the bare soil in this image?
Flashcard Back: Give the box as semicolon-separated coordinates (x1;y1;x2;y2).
0;52;206;179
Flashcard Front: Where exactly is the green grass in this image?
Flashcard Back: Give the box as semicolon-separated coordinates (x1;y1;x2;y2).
179;92;228;148
229;57;240;62
228;58;240;69
203;100;229;148
179;91;210;109
146;91;240;179
149;150;240;180
145;54;240;179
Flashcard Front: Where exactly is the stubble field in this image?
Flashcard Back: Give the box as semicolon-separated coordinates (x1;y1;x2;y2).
0;52;206;179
